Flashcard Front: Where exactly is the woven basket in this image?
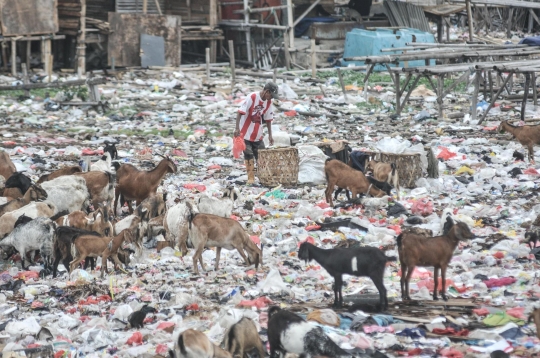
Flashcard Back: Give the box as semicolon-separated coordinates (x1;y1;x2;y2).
363;150;423;189
257;147;299;187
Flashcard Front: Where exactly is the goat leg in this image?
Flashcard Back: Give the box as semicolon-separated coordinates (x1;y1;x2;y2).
111;254;127;274
433;266;440;301
373;275;387;312
192;246;204;275
52;256;62;278
100;253;109;278
334;275;343;308
69;256;85;273
441;264;449;301
234;245;250;266
405;265;415;301
529;144;536;164
215;247;221;271
20;251;27;270
400;263;407;300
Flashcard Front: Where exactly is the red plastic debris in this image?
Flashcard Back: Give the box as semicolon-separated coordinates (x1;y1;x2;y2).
230;215;241;221
172;149;188;158
439;348;464;358
387;225;401;235
305;225;321;231
233;136;247;158
207;164;222;171
411;198;433;216
254;208;269;216
185;303;199;311
238;296;273;309
126;332;143;346
437;147;457;160
284;110;297;117
483;277;516;288
250;236;261;245
417;278;455;292
316;202;330;209
507;307;526;320
54;350;66;358
493;252;505;259
473;308;490;316
156;344;169;355
183;183;206;192
31;301;44;309
81;148;104;156
14;271;39;280
524;168;540;175
298;236;316;247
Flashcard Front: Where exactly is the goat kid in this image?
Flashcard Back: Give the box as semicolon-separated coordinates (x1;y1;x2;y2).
223;317;265;358
498;120;540;164
188;213;262;275
397;221;473;301
365;160;400;199
298;242;394;310
267;306;352;358
169;329;232;358
52;226;101;277
325;159;385;207
70;229;134;277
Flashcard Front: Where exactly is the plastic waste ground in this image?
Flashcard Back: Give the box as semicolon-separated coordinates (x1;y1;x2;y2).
0;68;537;357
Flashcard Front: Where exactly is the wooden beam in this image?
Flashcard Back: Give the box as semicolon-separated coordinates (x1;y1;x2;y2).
10;39;16;77
228;40;235;88
206;47;210;80
466;0;474;40
153;0;162;15
0;77;107;91
286;0;294;51
293;0;321;27
471;71;480;121
77;0;87;78
479;72;513;123
243;0;252;62
143;0;147;14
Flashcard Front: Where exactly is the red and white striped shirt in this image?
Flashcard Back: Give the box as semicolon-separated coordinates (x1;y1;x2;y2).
237;92;274;142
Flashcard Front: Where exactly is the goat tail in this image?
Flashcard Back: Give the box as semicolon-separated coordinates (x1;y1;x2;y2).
177;332;187;355
396;233;403;249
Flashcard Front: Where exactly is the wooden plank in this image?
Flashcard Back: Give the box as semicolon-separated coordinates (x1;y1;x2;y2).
391;315;432;323
0;77;106;91
0;0;59;36
108;13;181;67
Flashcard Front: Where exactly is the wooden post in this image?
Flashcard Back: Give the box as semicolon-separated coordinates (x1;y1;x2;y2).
522;72;531;121
228;40;235;88
143;0;147;14
26;39;31;71
209;0;217;62
77;0;87;78
310;39;316;78
466;0;474;41
21;63;29;97
48;54;53;82
178;17;182;67
153;0;162;15
10;39;16;77
243;0;252;62
471;71;480;121
44;39;51;80
336;68;347;101
437;16;443;43
507;7;514;39
205;47;210;80
283;41;291;70
273;68;277;83
488;70;494;100
286;0;294;61
1;42;8;71
437;74;444;119
533;72;538;106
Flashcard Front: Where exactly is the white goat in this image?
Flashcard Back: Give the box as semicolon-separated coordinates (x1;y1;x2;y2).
0;217;55;269
40;176;91;213
164;202;194;254
0;202;57;238
90;152;112;172
114;208;148;252
197;187;239;218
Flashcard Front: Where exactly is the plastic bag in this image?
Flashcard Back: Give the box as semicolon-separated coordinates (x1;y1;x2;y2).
411;198;433;216
298;145;327;185
233;136;246;159
437;147;457;160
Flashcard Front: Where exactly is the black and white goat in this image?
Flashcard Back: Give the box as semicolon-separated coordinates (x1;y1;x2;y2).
298;242;395;310
5;172;32;195
104;142;118;160
267;306;352;358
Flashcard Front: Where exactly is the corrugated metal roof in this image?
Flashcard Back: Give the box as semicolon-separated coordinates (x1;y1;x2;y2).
116;0;166;14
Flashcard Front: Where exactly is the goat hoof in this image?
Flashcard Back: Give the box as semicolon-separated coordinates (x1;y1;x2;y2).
433;296;439;301
442;295;449;302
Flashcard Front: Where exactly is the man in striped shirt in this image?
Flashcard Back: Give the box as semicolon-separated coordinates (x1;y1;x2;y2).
234;82;278;184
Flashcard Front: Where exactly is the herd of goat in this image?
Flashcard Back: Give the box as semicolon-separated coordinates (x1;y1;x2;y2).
1;124;540;357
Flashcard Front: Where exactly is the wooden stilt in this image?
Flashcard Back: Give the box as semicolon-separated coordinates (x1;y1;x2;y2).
228;40;235;88
522;72;531;121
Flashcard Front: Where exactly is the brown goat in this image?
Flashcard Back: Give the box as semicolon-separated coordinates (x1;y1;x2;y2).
3;187;23;200
70;229;134;277
528;308;540;340
188;213;262;275
223;318;265;358
397;222;473;301
169;329;232;358
498;120;540;164
0;185;47;217
75;171;115;209
55;208;113;236
324;159;385;207
37;165;82;184
365;160;400;199
0;152;16;182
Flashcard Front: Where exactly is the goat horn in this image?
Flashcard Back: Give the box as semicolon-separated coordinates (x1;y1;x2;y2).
155;152;166;159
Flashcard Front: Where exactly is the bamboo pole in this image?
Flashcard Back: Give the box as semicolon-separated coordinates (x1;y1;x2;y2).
466;0;474;40
0;77;106;91
471;71;480;121
283;42;291;70
286;0;294;62
153;0;162;15
311;39;316;78
522;72;531;121
143;0;147;14
21;63;29;97
478;72;513;124
206;47;210;80
10;39;16;76
44;39;51;79
26;39;31;71
243;0;252;62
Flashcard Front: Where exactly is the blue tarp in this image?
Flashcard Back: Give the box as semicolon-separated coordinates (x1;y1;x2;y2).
519;36;540;46
294;17;338;38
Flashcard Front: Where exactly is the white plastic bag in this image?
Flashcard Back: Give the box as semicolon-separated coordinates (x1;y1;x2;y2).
297;145;327;185
278;83;298;100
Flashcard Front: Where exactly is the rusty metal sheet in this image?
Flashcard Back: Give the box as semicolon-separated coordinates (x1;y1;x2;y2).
108;13;181;67
0;0;58;36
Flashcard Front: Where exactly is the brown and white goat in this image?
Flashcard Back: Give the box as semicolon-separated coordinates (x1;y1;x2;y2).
397;222;473;301
528;308;540;340
2;187;23;200
223;318;265;358
498;120;540;164
169;329;232;358
37;166;82;184
0;202;56;238
0;184;48;217
0;152;16;182
75;171;115;210
365;160;400;199
70;228;134;277
324;159;385;207
55;208;113;236
188;213;262;275
114;157;176;214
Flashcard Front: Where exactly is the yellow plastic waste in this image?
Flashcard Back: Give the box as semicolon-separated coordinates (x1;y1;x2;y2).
435;128;444;135
455;166;475;175
474;219;484;228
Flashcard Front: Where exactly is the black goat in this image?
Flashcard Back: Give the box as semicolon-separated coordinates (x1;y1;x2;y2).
525;227;540;251
52;226;101;278
5;172;32;194
104;142;118;160
267;306;352;358
334;176;392;201
298;242;395;310
442;215;454;235
128;305;157;329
